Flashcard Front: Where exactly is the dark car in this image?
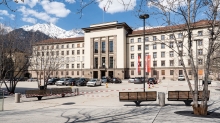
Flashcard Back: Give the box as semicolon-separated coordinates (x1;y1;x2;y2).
65;78;79;86
47;78;60;85
75;78;90;86
112;77;122;83
147;78;157;84
202;80;211;85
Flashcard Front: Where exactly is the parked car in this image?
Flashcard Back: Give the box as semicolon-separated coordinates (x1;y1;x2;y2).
128;78;135;83
101;76;108;83
47;78;60;85
178;75;185;81
87;79;102;86
75;78;90;86
28;78;38;82
133;78;143;84
65;78;79;86
202;80;212;85
56;78;69;86
112;77;122;83
147;78;157;84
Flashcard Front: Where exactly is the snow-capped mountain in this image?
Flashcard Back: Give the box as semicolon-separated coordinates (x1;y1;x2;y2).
0;24;13;34
21;23;84;38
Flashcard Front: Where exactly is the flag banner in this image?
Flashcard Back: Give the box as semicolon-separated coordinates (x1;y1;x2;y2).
145;55;151;72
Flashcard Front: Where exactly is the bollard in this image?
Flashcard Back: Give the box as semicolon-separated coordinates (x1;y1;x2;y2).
0;90;4;111
75;88;79;95
106;83;108;88
15;93;21;103
158;92;165;106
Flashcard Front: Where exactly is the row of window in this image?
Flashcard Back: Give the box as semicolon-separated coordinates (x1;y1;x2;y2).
130;40;203;51
39;71;84;76
66;63;84;69
131;49;203;59
37;50;84;56
38;43;84;50
94;41;114;53
130;31;203;43
94;57;114;68
130;59;204;67
130;69;193;76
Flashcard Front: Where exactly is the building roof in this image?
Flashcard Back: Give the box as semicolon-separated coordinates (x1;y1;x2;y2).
129;20;213;36
35;37;84;45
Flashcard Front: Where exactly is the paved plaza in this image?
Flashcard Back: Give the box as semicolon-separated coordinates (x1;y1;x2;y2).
0;80;220;123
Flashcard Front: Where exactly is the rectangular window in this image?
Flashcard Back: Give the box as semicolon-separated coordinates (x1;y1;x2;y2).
161;70;165;75
153;44;157;49
169;42;174;48
109;40;113;52
198;31;203;36
131;46;134;51
179;60;183;66
153;52;157;58
77;44;80;48
161;52;165;58
161;43;165;49
161;35;165;40
138;38;141;42
61;45;64;48
77;50;80;55
77;71;79;75
145;45;149;50
72;44;74;48
61;71;63;75
102;57;105;67
131;62;134;67
139;61;142;67
145;37;149;41
198;40;203;46
170;34;174;39
130;39;134;43
188;70;192;75
179;70;183;75
82;50;84;54
94;58;98;69
72;71;74;75
153;36;157;41
161;61;165;66
56;45;59;49
82;43;84;47
170;60;174;66
51;51;54;56
56;51;59;56
178;33;183;38
178;42;183;48
51;45;54;49
198;49;203;55
94;42;98;53
82;64;84;68
66;44;69;48
138;45;141;51
138;53;141;59
72;50;74;55
153;61;157;67
61;51;64;55
131;70;134;75
198;59;203;65
47;46;49;49
170;51;174;57
131;54;134;59
109;57;113;68
179;50;183;56
42;46;44;50
170;70;174;75
66;64;69;69
77;64;80;68
72;64;74;68
66;51;69;55
102;41;106;53
46;52;49;56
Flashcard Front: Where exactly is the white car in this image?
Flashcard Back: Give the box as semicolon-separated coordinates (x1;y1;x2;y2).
87;79;101;86
56;78;69;86
178;75;185;81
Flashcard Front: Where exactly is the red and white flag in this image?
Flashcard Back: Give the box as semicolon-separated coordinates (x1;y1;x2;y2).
136;55;141;73
145;55;151;73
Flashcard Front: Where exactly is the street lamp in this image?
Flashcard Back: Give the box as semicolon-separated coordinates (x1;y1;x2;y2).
139;14;149;92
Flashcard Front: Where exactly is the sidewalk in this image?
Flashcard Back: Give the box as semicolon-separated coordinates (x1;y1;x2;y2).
0;80;220;123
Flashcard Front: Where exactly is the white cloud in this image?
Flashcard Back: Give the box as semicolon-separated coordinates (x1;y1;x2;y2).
18;6;58;24
40;1;71;17
0;10;15;20
147;0;186;12
65;0;75;4
17;0;39;8
98;0;136;14
22;17;37;24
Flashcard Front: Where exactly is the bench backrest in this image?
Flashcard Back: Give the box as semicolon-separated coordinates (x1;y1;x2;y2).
50;87;72;95
25;89;51;98
119;91;157;101
168;91;210;100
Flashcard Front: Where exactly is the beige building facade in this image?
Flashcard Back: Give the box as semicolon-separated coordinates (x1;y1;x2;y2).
29;20;212;80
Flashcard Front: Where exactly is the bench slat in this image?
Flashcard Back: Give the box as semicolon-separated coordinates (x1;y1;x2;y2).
119;91;157;101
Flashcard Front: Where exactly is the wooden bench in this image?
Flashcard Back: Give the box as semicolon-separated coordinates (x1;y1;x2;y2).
25;87;73;100
167;91;210;106
119;91;157;106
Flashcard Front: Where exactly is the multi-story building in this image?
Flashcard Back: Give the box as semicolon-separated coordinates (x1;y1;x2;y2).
29;20;212;80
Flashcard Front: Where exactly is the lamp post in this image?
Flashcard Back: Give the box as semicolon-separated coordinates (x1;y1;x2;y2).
80;61;82;77
113;59;115;78
139;14;149;92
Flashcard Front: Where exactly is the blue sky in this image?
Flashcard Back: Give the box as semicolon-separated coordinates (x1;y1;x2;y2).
0;0;207;31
